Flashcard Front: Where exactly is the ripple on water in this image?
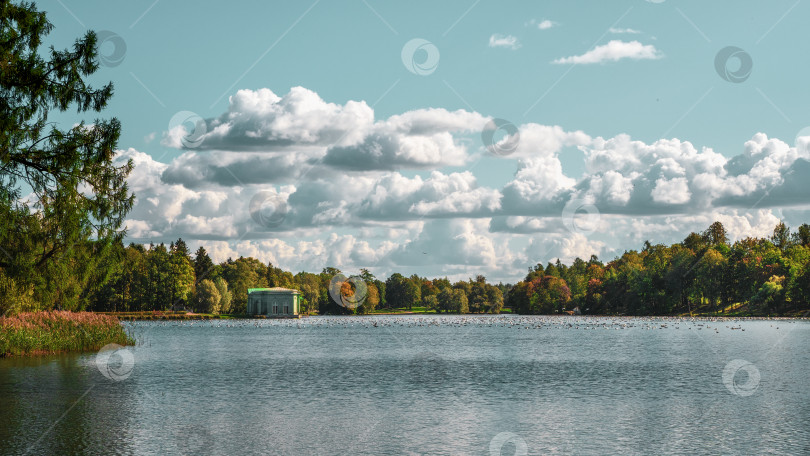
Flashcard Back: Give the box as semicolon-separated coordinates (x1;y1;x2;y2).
2;315;808;455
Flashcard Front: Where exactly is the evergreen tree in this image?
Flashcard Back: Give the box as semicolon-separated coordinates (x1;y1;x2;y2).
193;246;215;282
0;2;133;310
147;244;171;310
169;244;195;308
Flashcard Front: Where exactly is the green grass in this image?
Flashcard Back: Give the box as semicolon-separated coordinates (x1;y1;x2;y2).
676;300;809;318
0;311;134;357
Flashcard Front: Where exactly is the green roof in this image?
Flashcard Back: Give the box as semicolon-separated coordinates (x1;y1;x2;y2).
248;287;299;294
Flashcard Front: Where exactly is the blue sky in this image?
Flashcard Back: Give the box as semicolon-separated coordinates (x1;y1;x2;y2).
44;0;810;282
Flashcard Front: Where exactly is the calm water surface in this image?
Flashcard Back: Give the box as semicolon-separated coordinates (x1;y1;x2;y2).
1;315;809;455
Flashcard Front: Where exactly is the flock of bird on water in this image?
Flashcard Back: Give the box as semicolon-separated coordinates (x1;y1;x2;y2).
124;315;790;333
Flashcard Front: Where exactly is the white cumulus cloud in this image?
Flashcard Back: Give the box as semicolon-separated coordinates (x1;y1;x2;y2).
122;86;810;282
552;40;661;64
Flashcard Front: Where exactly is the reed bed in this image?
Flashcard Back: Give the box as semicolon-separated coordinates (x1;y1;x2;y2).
0;311;133;357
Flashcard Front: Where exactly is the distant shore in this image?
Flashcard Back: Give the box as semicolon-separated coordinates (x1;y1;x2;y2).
97;309;809;320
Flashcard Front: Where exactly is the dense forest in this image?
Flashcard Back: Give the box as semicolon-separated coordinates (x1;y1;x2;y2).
508;221;810;316
80;238;508;316
73;219;810;317
4;219;809;317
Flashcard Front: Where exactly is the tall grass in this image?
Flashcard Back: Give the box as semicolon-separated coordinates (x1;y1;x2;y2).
0;311;133;357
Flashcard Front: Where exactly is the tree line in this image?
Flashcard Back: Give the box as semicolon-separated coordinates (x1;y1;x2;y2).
67;239;508;316
507;221;810;316
4;220;810;317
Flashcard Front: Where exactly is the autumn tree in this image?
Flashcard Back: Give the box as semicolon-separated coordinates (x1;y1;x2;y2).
357;281;379;315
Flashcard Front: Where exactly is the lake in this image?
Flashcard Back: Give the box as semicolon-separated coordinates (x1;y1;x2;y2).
1;315;808;455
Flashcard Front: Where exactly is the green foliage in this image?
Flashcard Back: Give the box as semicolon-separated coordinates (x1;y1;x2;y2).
214;277;232;314
790;258;810;305
508;221;810;316
486;286;504;314
267;262;294;288
528;275;570;314
1;2;133;310
704;221;729;246
0;269;38;316
437;287;468;313
467;275;503;313
752;275;784;310
193;279;221;314
23;218;809;317
771;221;791;252
193;246;216;282
795;224;810;247
169;241;195;307
294;271;320;315
385;273;420;310
221;257;267;313
422;294;440;312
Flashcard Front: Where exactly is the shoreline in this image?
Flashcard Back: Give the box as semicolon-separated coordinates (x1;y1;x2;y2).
107;311;809;321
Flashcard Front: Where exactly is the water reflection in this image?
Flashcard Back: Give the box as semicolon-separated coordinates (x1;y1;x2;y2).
0;353;139;455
